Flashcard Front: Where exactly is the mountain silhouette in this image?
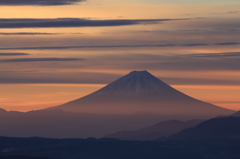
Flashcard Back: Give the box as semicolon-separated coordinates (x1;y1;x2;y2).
230;111;240;117
48;70;234;117
170;116;240;139
104;119;204;141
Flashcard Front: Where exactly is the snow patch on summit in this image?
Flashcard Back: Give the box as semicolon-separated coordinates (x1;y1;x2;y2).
90;70;187;99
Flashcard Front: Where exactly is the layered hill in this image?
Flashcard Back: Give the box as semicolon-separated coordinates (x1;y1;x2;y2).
170;116;240;139
49;70;234;117
105;119;204;141
230;111;240;117
0;108;171;138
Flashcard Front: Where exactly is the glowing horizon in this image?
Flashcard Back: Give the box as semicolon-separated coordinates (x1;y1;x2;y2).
0;82;239;112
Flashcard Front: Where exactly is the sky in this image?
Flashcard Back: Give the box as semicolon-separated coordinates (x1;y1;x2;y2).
0;0;239;112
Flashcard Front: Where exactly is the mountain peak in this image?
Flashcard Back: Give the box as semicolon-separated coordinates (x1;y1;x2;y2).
88;70;182;98
129;70;149;74
128;70;154;77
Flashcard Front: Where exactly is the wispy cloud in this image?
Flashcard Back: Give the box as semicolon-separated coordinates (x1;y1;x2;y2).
189;52;240;57
0;58;83;62
0;52;240;85
211;11;240;14
144;53;240;71
0;32;63;35
0;18;189;28
215;42;239;45
0;53;29;56
0;71;120;84
162;77;240;86
0;0;85;6
182;43;208;46
0;42;238;50
87;52;240;72
0;69;239;85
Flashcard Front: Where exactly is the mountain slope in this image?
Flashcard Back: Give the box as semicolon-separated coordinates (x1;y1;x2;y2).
48;70;234;117
230;111;240;117
105;119;204;141
170;117;240;139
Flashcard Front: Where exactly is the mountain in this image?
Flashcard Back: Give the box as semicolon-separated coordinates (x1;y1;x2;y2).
48;70;234;117
230;111;240;117
104;119;204;141
0;108;177;138
170;116;240;140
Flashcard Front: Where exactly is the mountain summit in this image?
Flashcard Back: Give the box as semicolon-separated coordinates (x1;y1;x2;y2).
87;70;188;99
49;71;234;117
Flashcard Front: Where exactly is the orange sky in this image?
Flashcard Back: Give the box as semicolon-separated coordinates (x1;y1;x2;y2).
0;82;240;112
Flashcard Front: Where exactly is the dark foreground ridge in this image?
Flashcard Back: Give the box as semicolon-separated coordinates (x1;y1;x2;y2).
1;136;240;159
49;70;234;117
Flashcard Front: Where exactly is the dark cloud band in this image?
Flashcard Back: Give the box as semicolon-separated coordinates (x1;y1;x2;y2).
215;42;239;45
0;18;188;28
0;0;84;6
0;32;63;35
0;58;83;62
0;42;238;50
189;52;240;57
0;53;29;56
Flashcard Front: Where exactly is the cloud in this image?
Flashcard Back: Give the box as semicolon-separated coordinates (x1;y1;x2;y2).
0;42;238;50
0;0;85;6
0;32;63;35
0;52;240;85
213;28;240;32
211;11;240;14
0;71;120;84
0;18;189;28
0;44;177;50
0;53;29;56
0;69;240;86
87;52;240;72
0;58;83;62
162;77;240;86
227;11;240;14
177;29;201;32
143;53;240;71
215;42;240;45
189;52;240;57
182;43;208;46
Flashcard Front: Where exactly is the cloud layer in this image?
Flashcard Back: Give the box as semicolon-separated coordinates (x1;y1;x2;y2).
0;0;85;6
0;18;188;28
0;52;240;85
0;32;63;35
0;42;238;50
189;52;240;57
0;58;83;62
0;53;29;56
